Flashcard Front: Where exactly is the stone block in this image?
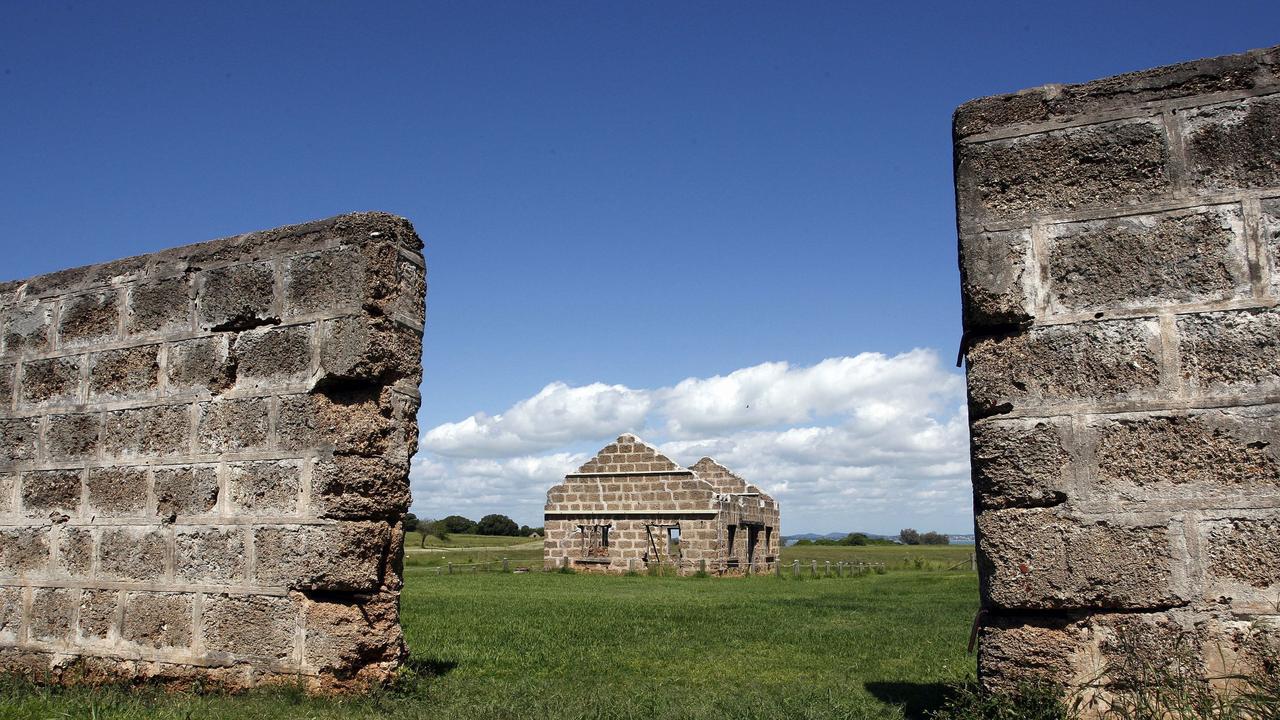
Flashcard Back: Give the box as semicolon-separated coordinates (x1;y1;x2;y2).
29;588;75;643
1090;409;1280;500
153;465;218;517
125;276;191;335
58;291;120;348
1182;95;1280;192
1204;517;1280;590
303;591;403;677
45;413;101;460
312;456;410;520
277;388;398;457
1043;205;1248;315
232;325;312;386
166;336;234;394
227;460;300;515
88;345;159;399
98;528;165;581
966;319;1162;415
0;363;12;408
121;592;192;649
1179;308;1280;394
0;527;49;574
202;594;297;661
55;525;92;577
3;302;52;357
103;404;191;457
86;467;148;516
19;356;81;406
21;470;81;515
254;523;387;591
197;398;268;453
0;587;22;641
195;262;277;330
977;508;1181;610
284;245;365;316
175;527;245;583
956;118;1170;222
969;418;1071;509
317;316;420;385
79;589;117;641
0;418;38;464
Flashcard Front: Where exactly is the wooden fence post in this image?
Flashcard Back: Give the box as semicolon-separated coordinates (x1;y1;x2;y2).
791;560;799;577
775;560;782;578
970;553;977;572
810;560;817;578
447;562;453;575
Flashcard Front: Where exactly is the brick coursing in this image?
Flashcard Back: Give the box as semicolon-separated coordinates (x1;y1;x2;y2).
0;212;425;690
955;45;1280;696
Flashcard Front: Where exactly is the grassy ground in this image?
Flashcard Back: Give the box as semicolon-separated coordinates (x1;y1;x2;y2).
782;544;976;571
0;569;979;720
404;532;537;548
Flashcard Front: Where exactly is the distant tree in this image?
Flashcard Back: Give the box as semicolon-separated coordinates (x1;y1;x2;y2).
440;515;477;534
402;513;419;533
793;538;813;546
920;531;950;545
519;525;531;536
899;528;921;545
418;518;449;547
476;513;520;536
841;532;869;546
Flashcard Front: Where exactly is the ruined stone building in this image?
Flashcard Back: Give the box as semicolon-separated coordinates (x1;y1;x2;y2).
543;435;780;574
956;44;1280;698
0;212;425;690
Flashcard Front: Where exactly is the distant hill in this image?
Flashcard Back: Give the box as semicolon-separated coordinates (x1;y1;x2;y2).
783;532;975;546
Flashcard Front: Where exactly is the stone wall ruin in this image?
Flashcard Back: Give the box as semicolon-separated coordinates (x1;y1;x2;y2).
956;45;1280;696
0;212;425;690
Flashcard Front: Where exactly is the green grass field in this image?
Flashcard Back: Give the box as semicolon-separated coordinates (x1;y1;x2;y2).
0;567;979;719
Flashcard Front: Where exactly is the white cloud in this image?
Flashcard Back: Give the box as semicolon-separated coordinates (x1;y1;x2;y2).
411;349;973;534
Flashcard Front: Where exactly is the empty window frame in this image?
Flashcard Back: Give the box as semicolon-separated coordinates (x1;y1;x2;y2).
578;524;611;557
667;526;680;556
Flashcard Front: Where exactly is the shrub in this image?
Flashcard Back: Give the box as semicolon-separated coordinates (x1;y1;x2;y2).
476;513;520;536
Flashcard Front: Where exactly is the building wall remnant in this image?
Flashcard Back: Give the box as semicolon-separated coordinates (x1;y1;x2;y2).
955;45;1280;696
0;212;425;690
543;435;779;574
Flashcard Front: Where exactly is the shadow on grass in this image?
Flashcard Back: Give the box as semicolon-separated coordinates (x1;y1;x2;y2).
864;680;953;719
403;656;458;679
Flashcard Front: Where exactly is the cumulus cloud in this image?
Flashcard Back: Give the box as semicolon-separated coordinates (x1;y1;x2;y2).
411;350;973;533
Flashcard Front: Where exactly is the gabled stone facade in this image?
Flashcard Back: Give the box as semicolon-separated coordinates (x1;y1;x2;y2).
543;435;780;574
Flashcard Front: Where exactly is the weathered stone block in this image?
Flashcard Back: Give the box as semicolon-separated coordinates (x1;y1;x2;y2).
0;588;22;640
956;119;1170;222
0;527;49;574
126;276;191;335
153;465;218;517
197;398;267;453
303;591;403;678
58;292;119;347
0;418;38;464
20;357;81;406
284;245;365;317
317;316;420;385
98;528;165;581
29;588;75;642
977;508;1181;610
3;302;52;357
312;456;410;519
195;262;277;330
277;388;398;457
88;345;159;399
55;525;92;577
966;319;1162;414
121;592;192;649
103;404;191;457
233;325;312;386
1090;409;1280;499
228;460;300;515
970;418;1071;509
79;589;117;641
1204;517;1280;590
1178;308;1280;393
175;527;245;583
254;523;387;591
202;594;296;661
0;363;12;408
45;413;100;460
1043;205;1249;315
21;470;81;515
166;336;233;394
86;467;147;516
958;229;1033;329
1182;95;1280;192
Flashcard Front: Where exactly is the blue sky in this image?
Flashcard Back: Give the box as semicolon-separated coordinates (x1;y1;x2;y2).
3;2;1277;533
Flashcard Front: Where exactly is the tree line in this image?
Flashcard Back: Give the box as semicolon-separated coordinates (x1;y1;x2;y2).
403;513;544;542
790;530;951;546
